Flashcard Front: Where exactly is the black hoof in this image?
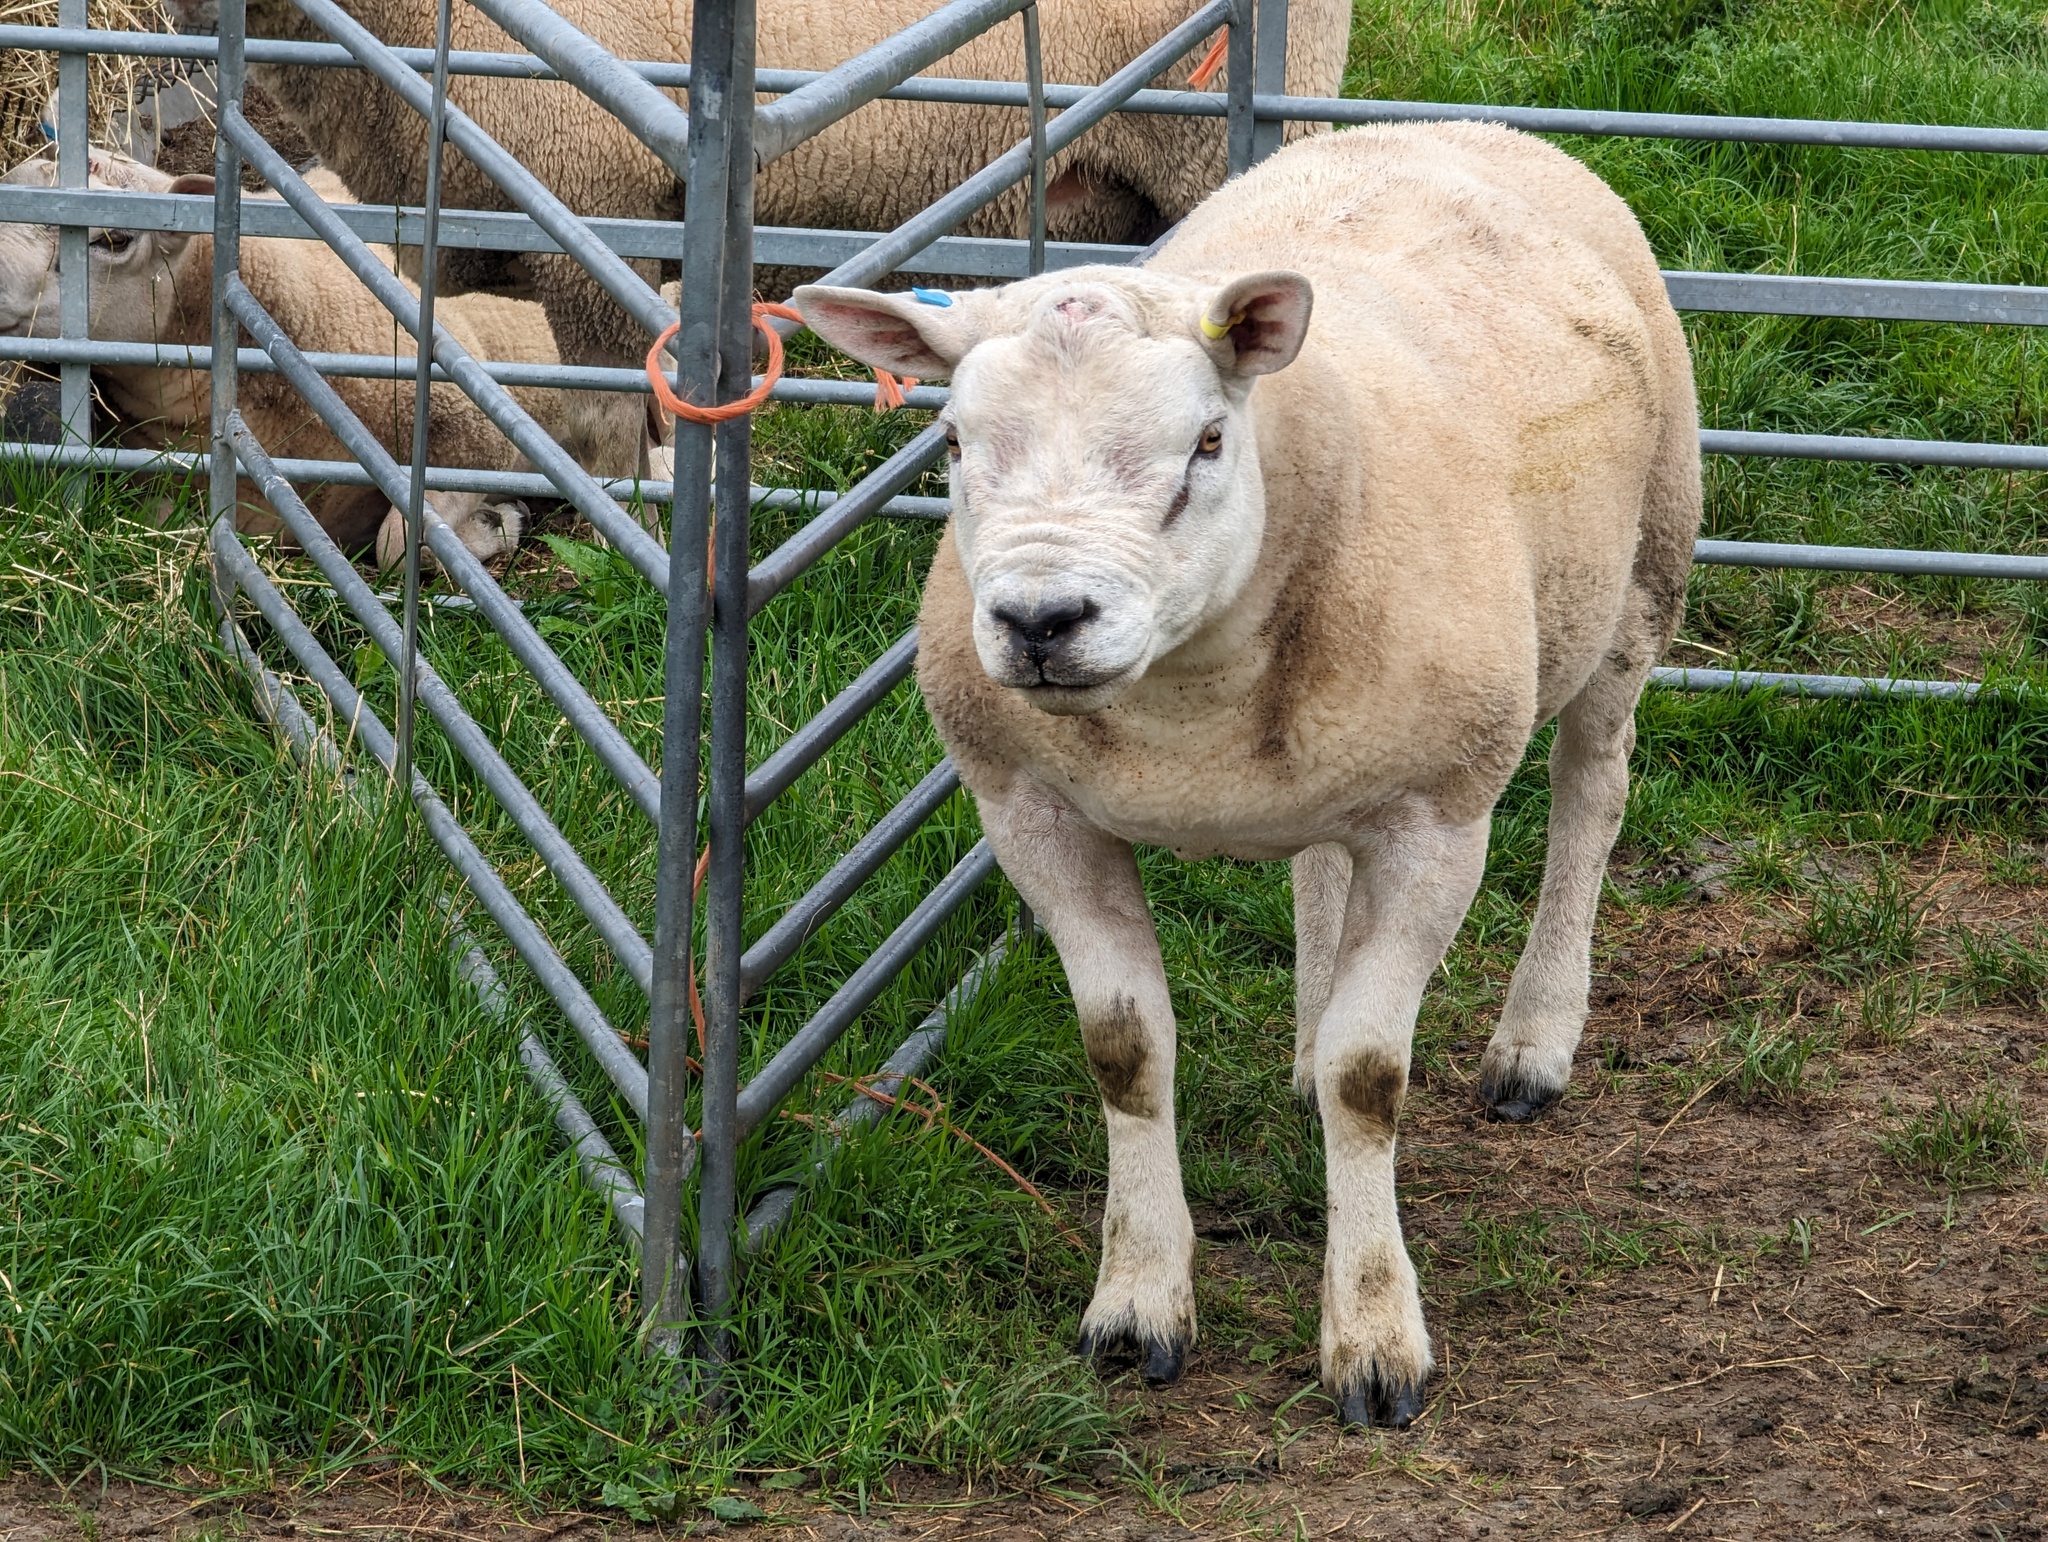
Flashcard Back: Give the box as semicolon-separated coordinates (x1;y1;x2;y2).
1077;1323;1187;1386
1335;1373;1427;1430
1476;1069;1562;1123
1296;1079;1320;1117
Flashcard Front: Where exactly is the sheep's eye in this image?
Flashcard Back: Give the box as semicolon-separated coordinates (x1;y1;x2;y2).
1196;423;1224;457
944;425;961;456
93;229;133;253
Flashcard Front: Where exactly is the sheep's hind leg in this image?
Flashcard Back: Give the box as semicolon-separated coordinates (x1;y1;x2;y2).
1291;842;1350;1110
1478;661;1641;1122
1318;804;1489;1427
981;783;1195;1386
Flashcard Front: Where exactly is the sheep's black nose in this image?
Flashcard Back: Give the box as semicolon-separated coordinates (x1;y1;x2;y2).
991;596;1095;648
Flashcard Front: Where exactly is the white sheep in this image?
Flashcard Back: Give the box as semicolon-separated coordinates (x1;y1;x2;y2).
0;148;646;562
795;121;1702;1426
161;0;1351;368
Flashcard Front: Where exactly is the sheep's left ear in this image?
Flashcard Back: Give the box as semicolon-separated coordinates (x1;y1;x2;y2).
791;284;986;378
1195;270;1313;377
168;173;215;196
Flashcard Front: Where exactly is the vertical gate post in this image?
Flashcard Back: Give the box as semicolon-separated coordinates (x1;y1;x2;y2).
1225;0;1254;176
209;0;246;564
56;0;89;454
700;0;759;1369
1251;0;1287;163
643;0;739;1352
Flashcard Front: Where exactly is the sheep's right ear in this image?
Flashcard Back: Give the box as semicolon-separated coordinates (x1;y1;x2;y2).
168;173;215;196
791;285;983;378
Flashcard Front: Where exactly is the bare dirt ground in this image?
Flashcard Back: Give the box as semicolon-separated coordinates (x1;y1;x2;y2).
4;848;2043;1540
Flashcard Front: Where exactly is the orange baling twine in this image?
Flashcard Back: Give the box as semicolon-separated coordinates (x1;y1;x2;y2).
645;299;920;420
1187;29;1230;90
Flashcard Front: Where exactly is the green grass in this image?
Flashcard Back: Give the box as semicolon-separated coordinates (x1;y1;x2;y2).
1881;1081;2039;1186
2;0;2048;1506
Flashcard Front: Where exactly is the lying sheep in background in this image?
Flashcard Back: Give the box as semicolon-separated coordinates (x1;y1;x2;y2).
796;121;1701;1427
162;0;1350;370
0;148;648;564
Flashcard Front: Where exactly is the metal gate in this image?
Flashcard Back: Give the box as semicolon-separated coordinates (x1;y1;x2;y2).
5;0;2047;1363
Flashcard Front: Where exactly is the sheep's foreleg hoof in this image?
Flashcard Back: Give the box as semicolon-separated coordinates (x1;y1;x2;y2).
1334;1372;1427;1430
1076;1323;1187;1387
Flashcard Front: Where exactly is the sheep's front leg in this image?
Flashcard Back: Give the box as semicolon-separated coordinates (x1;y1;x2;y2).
981;783;1194;1384
1319;805;1489;1427
1292;842;1351;1108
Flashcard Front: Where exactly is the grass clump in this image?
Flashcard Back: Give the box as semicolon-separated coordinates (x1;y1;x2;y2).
1951;923;2048;1010
1802;862;1929;980
1880;1083;2039;1188
1720;1009;1827;1104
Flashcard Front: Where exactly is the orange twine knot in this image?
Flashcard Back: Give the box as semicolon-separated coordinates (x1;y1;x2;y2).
1187;29;1230;90
647;300;920;420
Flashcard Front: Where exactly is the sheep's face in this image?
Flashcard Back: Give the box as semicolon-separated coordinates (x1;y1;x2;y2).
794;268;1312;714
0;154;194;343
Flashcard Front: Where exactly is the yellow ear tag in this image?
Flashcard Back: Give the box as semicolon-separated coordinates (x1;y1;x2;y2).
1200;309;1246;340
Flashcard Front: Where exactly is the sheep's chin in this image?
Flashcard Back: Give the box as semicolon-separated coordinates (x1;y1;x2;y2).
1007;674;1138;716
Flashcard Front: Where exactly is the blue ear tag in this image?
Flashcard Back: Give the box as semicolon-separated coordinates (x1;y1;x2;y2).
910;287;954;307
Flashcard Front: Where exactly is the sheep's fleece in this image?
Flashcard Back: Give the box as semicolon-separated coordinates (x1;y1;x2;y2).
163;0;1349;367
794;122;1701;1427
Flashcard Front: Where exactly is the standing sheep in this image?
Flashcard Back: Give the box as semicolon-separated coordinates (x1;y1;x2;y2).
0;148;644;559
161;0;1350;368
793;122;1701;1425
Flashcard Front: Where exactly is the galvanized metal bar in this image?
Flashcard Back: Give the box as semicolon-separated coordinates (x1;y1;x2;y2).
808;0;1233;290
1264;93;2048;153
285;0;675;343
398;0;456;796
744;628;920;823
753;0;1032;165
218;612;659;1242
1693;540;2048;581
0;437;952;513
228;412;659;998
7;23;2046;158
220;108;672;587
1649;666;1987;700
1224;0;1254;177
1666;271;2048;328
224;281;665;823
1024;4;1046;276
1700;428;2048;470
208;526;652;1117
209;0;247;566
461;0;691;174
1249;0;1286;161
747;425;949;614
0;186;1149;275
733;839;998;1142
741;932;1013;1254
16;24;2048;156
738;759;962;999
699;0;760;1366
644;0;738;1352
56;0;89;450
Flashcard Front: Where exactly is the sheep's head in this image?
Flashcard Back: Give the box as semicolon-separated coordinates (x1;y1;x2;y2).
0;152;199;343
794;266;1312;715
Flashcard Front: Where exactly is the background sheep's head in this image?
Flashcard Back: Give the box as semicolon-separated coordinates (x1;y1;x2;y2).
0;150;189;341
795;266;1312;714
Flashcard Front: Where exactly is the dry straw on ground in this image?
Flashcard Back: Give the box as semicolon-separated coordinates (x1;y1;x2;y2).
1;0;174;176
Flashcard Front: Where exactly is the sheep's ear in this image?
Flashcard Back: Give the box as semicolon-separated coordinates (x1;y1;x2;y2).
791;284;983;378
167;173;215;196
1195;270;1313;377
